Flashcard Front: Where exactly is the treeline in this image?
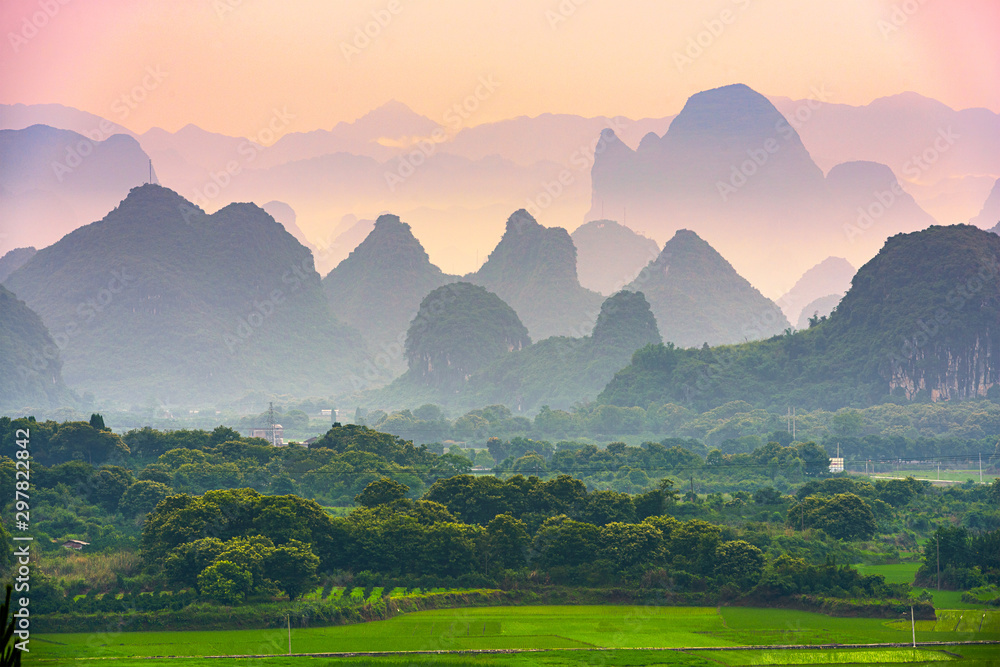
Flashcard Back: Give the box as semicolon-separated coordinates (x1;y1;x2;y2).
132;482;907;608
358;400;1000;460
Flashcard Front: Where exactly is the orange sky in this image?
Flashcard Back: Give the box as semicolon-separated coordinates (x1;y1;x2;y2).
2;0;998;138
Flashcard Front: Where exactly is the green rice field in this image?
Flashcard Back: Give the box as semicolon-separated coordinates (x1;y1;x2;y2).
32;605;1000;665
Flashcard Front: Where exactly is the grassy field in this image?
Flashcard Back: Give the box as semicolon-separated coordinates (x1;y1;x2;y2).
33;605;1000;665
855;562;920;585
863;469;998;484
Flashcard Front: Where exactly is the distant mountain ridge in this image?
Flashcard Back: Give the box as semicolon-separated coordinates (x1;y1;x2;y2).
466;210;604;340
600;224;1000;410
571;219;660;295
0;248;37;283
0;284;74;410
368;289;662;412
627;229;789;347
322;214;457;366
777;256;855;326
587;84;940;296
3;184;365;404
0;124;156;251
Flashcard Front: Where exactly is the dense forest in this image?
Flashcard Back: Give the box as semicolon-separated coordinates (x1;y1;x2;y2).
2;416;997;624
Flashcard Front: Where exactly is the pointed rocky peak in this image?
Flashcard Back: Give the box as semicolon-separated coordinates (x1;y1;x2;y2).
476;209;577;282
826;161;902;193
972;178;1000;229
778;256;855;324
597;127;635;158
630;228;789;347
345;213;439;269
106;183;205;225
591;290;661;350
665;83;790;141
0;246;37;283
637;131;661;152
655;228;732;272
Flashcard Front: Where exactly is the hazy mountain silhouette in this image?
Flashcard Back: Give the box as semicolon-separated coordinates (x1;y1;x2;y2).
602;225;1000;410
3;184;365;404
971;178;1000;229
467;210;604;340
0;284;74;409
261;200;316;253
777;256;855;325
587;84;939;296
796;293;843;329
322;214;456;360
626;229;789;347
0;125;156;251
770;92;1000;224
0;103;135;138
0;247;37;283
571;219;660;295
368;290;662;412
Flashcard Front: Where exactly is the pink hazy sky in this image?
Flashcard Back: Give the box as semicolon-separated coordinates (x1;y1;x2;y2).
2;0;998;138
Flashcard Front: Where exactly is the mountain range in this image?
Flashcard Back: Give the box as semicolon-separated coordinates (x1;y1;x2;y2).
626;229;789;347
0;124;156;253
600;224;1000;411
370;288;662;412
776;257;855;326
2;184;365;405
587;84;942;296
571;220;660;295
465;210;604;341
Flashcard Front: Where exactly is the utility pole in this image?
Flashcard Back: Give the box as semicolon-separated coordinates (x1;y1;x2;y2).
287;614;291;655
911;606;916;648
980;453;983;484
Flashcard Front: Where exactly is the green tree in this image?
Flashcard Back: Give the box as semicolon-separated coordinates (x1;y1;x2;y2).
670;520;722;576
790;493;877;540
486;513;529;571
88;466;134;512
715;540;765;588
580;490;636;525
118;480;172;518
531;515;600;569
419;522;481;577
264;539;320;600
198;560;252;604
355;477;409;507
88;413;106;430
164;537;226;591
599;522;665;571
47;422;129;465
